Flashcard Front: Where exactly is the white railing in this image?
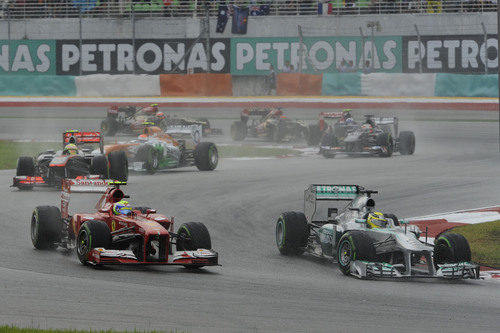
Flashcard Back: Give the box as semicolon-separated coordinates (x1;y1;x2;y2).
0;0;496;19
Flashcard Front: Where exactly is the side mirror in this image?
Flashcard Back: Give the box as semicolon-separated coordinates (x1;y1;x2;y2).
146;209;157;214
355;218;366;224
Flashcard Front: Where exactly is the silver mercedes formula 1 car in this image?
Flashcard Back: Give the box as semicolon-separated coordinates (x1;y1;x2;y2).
275;185;479;279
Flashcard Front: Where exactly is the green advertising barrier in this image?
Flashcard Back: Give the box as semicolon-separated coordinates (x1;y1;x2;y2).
230;36;402;75
0;40;56;75
435;74;499;97
322;73;361;96
0;76;76;96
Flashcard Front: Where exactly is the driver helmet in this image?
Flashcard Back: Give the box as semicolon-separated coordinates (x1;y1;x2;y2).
63;143;78;155
156;112;165;120
150;103;159;113
112;200;132;215
361;123;372;132
138;134;148;141
367;211;388;229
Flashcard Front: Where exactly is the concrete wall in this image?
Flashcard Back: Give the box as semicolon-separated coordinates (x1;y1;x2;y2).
0;13;496;40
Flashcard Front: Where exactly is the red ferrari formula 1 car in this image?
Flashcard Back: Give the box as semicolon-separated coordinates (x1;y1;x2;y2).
30;179;219;267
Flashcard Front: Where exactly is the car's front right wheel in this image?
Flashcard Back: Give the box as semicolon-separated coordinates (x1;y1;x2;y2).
276;212;309;255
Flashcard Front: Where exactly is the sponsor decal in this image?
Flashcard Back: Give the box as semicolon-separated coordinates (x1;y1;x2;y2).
402;34;498;73
0;40;56;74
315;185;358;199
230;36;402;75
56;39;230;75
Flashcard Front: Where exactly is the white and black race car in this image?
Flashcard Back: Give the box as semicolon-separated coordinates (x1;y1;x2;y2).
275;185;479;279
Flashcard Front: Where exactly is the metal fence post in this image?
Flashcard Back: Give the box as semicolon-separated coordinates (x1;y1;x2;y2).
79;10;82;76
359;27;364;71
205;1;210;73
481;22;488;74
132;6;136;74
7;9;10;73
414;24;423;74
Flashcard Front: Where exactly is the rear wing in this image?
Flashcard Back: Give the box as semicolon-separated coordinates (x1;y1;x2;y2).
304;185;378;223
61;178;125;219
242;108;271;117
165;124;202;144
63;130;104;153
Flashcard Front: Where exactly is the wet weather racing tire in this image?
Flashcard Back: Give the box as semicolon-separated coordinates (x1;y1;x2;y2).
77;220;112;265
307;124;322;146
376;132;393;157
337;231;376;275
399;131;416;155
16;156;35;190
101;117;118;136
89;154;109;178
194;142;218;171
319;133;337;159
176;222;212;251
108;150;128;181
230;121;247;141
276;212;309;255
433;233;472;267
31;206;63;250
17;156;35;176
136;145;159;175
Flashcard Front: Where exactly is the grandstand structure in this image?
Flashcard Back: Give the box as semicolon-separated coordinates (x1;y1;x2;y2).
0;0;496;19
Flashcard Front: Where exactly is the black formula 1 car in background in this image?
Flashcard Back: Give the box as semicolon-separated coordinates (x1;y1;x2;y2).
230;107;308;142
319;115;416;158
100;104;222;137
13;131;127;190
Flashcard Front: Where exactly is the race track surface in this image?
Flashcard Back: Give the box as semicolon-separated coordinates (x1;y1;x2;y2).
0;107;499;332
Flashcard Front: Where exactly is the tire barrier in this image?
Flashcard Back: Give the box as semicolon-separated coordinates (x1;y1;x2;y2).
434;74;499;97
0;75;76;96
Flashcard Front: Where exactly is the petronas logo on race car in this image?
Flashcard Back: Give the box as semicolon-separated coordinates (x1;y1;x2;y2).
315;185;357;199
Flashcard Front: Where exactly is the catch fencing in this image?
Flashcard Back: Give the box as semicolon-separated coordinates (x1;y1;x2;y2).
0;0;496;20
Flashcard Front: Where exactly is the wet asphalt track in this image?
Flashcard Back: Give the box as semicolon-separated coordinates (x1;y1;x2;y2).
0;107;499;332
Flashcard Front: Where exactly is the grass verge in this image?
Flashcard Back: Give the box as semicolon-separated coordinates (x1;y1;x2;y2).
451;220;500;268
0;141;301;170
0;326;182;333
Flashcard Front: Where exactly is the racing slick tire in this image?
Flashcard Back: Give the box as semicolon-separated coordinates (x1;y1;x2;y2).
433;233;472;268
76;220;112;265
230;121;247;141
89;154;109;178
16;156;36;190
376;132;393;157
307;124;322;146
194;142;218;171
276;212;310;255
100;117;118;136
337;231;376;276
136;145;159;175
17;156;35;176
399;131;416;155
108;150;128;181
176;222;212;251
31;206;63;250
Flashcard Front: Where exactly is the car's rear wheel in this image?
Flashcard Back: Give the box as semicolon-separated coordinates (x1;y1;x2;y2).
276;212;309;255
433;233;471;268
101;117;117;136
108;150;128;181
307;124;322;146
31;206;62;250
230;121;247;141
194;142;218;171
376;132;393;157
399;131;416;155
76;220;111;265
337;231;375;275
136;145;159;175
